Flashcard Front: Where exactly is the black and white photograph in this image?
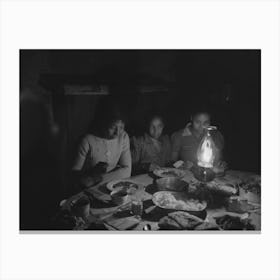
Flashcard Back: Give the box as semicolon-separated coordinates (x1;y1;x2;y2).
1;1;280;279
20;50;261;231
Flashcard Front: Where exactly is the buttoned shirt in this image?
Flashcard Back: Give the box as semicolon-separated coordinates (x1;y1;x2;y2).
72;131;131;181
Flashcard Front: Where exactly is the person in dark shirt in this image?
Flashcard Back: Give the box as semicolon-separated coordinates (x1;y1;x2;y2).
171;109;227;173
131;115;171;174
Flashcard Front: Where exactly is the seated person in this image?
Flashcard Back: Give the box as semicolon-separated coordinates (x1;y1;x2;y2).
72;109;131;188
171;108;226;173
131;114;171;174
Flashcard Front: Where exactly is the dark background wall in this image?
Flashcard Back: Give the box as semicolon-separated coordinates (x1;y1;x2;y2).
20;50;261;196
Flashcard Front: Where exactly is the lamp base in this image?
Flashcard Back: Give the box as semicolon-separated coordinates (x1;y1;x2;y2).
192;166;215;183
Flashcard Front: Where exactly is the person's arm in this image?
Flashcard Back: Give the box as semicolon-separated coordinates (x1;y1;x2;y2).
71;136;102;188
72;136;90;172
101;133;132;183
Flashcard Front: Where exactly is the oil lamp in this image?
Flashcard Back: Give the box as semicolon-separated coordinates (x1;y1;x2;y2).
193;126;217;182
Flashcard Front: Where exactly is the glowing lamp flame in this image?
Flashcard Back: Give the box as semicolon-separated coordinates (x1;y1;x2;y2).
197;129;216;168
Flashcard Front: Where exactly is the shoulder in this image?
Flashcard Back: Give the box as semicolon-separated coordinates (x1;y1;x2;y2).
171;129;184;140
130;135;145;148
120;131;129;141
119;131;130;147
82;134;100;144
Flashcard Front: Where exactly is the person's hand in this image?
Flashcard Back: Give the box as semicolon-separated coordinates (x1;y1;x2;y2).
92;162;108;174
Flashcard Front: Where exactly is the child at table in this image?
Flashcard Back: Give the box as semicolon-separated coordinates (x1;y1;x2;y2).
72;106;132;188
131;114;172;175
171;107;227;173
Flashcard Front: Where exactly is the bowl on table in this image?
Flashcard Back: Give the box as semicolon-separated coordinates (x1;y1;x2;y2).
156;177;189;192
153;167;186;179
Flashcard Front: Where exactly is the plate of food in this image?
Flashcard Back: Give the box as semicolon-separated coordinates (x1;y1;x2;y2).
239;176;261;204
152;191;207;212
206;182;238;196
106;179;142;193
153;167;186;178
212;213;255;230
158;211;204;230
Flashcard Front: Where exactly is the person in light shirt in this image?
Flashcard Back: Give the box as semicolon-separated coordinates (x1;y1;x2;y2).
72;109;131;188
171;108;227;173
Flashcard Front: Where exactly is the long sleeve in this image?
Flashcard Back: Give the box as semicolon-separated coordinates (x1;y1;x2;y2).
101;132;132;183
72;136;91;171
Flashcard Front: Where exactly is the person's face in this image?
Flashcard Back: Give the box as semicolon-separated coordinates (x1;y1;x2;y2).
192;113;210;136
149;117;164;140
107;120;124;139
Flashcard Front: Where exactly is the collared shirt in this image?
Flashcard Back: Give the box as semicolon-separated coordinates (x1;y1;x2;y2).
171;124;224;165
131;133;171;169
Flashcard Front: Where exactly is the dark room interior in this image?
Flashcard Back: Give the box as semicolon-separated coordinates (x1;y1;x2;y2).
20;50;260;211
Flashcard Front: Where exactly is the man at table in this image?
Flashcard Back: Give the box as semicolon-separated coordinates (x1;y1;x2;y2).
72;108;132;188
171;108;227;173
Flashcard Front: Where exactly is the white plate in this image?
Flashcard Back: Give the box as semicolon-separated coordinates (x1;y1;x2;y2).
153;168;186;178
152;191;207;212
106;179;143;192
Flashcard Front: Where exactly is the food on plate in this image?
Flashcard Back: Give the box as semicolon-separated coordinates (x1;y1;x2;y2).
153;168;185;178
239;176;261;204
207;183;238;196
158;211;204;230
241;181;261;195
108;180;138;194
113;181;138;190
226;196;259;213
161;171;179;177
194;222;220;230
153;191;207;211
158;216;182;230
214;214;255;230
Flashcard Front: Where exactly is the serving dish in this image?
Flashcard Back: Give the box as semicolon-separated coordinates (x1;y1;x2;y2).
152;191;207;212
153;167;186;178
156;177;189;192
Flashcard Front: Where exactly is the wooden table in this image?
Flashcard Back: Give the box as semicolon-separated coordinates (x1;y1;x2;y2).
61;170;261;231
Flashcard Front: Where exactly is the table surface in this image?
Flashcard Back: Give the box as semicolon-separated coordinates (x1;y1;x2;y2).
61;169;261;231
